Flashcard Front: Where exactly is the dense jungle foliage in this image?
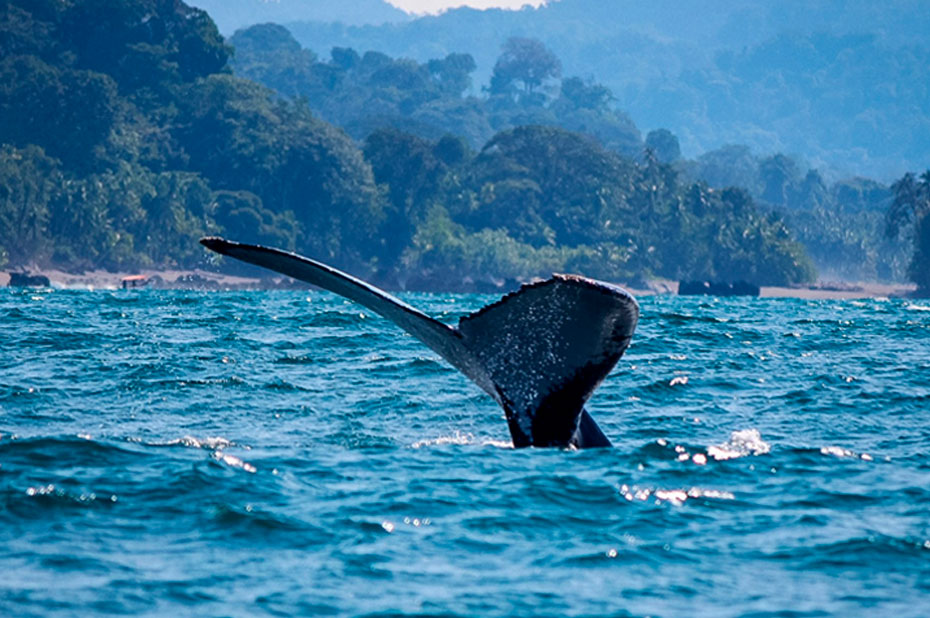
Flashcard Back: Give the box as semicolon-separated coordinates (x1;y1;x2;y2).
0;0;924;290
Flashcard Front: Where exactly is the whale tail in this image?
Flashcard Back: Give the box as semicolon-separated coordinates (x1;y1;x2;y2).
200;237;638;448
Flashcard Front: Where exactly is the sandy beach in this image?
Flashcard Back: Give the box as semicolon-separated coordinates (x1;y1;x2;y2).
759;282;917;300
631;281;915;300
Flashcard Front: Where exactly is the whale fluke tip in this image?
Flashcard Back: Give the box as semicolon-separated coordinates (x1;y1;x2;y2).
200;236;231;253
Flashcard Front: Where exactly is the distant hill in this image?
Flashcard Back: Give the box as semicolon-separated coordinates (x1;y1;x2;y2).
278;0;930;179
185;0;410;33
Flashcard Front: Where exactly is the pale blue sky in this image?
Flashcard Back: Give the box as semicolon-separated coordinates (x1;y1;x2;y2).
387;0;546;14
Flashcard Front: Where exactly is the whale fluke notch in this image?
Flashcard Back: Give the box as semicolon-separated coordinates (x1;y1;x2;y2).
200;237;639;448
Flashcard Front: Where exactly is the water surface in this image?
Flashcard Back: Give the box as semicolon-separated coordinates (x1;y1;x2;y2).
1;289;928;616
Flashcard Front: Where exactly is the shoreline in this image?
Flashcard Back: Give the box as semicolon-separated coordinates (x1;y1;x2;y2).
0;269;918;300
758;282;917;300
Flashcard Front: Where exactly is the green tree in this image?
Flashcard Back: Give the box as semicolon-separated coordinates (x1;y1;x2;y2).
489;37;561;104
211;190;298;251
687;144;760;194
174;74;384;266
557;77;612;111
60;0;229;101
887;171;930;294
0;0;60;59
549;77;642;157
136;172;213;267
228;23;318;99
759;154;801;207
427;53;477;96
0;144;60;267
0;55;119;172
645;128;681;163
363;129;463;269
46;162;147;270
710;188;815;285
452;125;635;248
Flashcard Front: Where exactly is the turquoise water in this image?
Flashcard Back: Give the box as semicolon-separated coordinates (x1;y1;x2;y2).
1;288;929;617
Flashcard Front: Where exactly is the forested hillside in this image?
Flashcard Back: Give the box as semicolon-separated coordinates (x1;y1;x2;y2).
5;0;927;291
0;0;379;274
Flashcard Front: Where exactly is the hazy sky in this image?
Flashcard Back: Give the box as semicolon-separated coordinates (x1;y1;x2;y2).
387;0;546;14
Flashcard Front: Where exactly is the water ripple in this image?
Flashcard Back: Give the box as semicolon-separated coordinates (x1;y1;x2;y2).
0;290;927;616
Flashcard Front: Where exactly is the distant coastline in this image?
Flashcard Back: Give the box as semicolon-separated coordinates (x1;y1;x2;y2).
1;269;916;299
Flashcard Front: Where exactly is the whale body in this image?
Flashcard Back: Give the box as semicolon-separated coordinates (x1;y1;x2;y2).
200;237;639;448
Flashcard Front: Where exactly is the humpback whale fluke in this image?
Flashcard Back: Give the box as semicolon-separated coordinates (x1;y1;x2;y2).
200;237;639;448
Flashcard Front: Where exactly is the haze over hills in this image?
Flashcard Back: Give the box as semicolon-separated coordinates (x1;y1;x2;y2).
186;0;411;33
192;0;930;180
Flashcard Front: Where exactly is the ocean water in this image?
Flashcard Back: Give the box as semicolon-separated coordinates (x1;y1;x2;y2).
1;288;929;617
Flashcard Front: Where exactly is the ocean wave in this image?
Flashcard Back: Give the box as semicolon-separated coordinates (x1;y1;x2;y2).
3;291;929;616
766;535;930;569
0;435;141;467
633;429;770;466
142;435;238;450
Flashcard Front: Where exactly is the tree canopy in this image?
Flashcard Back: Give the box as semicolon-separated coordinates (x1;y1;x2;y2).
488;37;562;101
385;125;814;288
0;0;382;273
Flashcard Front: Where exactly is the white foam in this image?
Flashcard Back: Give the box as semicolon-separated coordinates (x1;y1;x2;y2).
707;428;771;461
162;436;235;450
619;484;735;506
212;451;256;473
411;431;512;449
411;431;474;448
820;445;873;461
